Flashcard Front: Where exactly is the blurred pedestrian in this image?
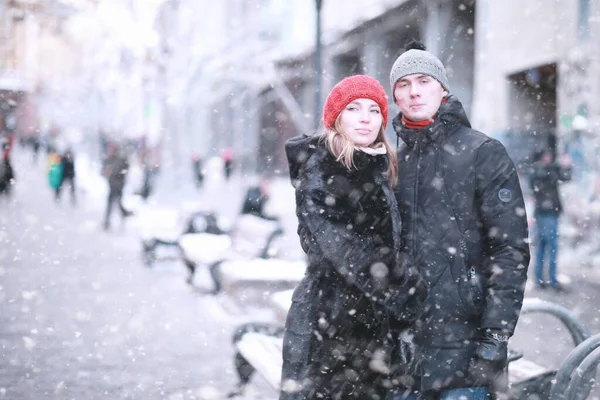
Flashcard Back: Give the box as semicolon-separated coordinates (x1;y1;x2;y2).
1;131;14;159
47;153;63;198
530;149;572;291
240;177;275;220
281;75;427;400
102;144;133;230
387;41;530;399
0;139;14;197
135;147;156;201
55;148;76;205
32;136;40;163
221;147;233;180
191;153;205;188
137;163;153;201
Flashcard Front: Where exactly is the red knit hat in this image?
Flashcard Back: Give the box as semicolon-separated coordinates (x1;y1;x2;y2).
322;75;389;130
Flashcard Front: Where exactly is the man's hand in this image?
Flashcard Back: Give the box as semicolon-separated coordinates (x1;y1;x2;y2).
468;330;509;386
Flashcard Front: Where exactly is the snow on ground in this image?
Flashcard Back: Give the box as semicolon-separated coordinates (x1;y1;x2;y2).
10;145;600;398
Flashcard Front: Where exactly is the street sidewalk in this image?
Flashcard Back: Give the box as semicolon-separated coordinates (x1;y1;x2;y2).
2;146;280;399
8;145;600;398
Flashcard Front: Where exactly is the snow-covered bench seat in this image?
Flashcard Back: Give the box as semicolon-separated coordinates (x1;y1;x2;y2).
228;289;294;396
506;357;554;399
229;297;587;398
270;288;294;324
232;334;556;399
229;322;285;397
236;332;284;391
178;214;284;288
136;201;226;267
216;259;305;306
178;233;232;265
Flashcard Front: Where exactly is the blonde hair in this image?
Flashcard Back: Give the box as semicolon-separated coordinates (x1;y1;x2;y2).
320;116;398;187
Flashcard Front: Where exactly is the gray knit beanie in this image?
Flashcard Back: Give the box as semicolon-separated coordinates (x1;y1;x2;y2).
389;40;449;100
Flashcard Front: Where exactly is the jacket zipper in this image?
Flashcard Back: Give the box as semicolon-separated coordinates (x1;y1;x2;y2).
412;141;421;259
461;239;476;282
468;266;476;282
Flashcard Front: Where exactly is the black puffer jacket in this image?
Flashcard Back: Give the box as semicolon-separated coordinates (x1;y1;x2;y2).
61;153;76;179
281;134;427;400
530;162;571;215
392;96;531;393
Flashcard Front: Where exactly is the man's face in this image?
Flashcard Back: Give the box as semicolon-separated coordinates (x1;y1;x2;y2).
394;74;448;122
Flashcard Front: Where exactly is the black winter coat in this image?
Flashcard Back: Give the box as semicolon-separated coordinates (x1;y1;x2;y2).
61;154;75;179
392;96;531;393
530;162;571;215
281;135;427;400
241;187;268;218
103;153;129;192
0;158;14;193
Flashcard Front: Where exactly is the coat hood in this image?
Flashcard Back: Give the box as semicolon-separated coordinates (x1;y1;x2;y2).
285;133;389;186
285;134;322;186
392;95;471;148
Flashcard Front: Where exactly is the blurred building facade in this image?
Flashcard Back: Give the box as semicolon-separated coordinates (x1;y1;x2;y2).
157;0;476;174
0;0;77;141
472;0;600;178
2;0;597;185
0;0;168;163
156;0;599;180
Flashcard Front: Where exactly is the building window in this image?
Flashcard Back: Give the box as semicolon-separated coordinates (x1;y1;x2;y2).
578;0;590;42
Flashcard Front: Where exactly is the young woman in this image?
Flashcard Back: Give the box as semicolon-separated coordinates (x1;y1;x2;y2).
281;75;428;400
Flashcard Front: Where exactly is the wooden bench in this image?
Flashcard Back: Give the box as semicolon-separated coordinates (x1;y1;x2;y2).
217;259;305;309
229;297;588;399
178;214;284;289
506;356;555;399
236;332;284;391
229;290;293;396
233;337;556;399
139;206;225;266
503;298;591;399
229;322;285;397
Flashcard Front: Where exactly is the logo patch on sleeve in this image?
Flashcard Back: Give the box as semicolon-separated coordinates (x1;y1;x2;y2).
498;188;513;202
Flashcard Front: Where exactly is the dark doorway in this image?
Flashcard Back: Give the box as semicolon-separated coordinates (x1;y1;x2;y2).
508;63;557;134
505;63;558;172
334;53;363;81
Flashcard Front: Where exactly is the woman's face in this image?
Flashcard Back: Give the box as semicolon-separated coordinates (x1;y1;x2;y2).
338;98;383;147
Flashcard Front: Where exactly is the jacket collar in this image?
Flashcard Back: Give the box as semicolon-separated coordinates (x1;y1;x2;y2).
285;133;388;183
392;95;472;148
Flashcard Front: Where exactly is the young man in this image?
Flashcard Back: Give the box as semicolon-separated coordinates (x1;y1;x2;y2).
388;41;531;399
102;145;133;230
56;148;76;205
530;148;571;291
